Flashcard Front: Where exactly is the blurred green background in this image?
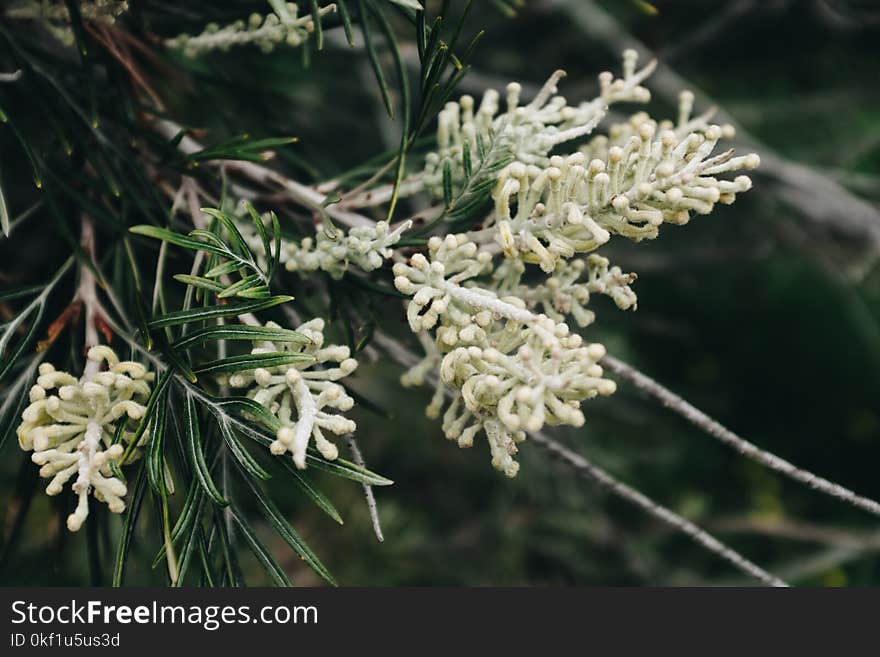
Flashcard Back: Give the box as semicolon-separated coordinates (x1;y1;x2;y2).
2;0;880;586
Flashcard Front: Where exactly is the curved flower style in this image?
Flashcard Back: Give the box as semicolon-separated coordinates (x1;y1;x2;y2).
16;346;154;531
228;319;358;469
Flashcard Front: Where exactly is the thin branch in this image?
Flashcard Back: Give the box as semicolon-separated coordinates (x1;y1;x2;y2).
602;354;880;518
76;217;113;378
346;436;384;543
370;331;784;586
152;119;374;229
529;430;788;587
712;515;880;550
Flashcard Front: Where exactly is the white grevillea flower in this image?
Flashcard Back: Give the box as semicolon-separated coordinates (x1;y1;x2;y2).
495;255;637;328
283;220;412;279
166;3;335;57
386;53;760;476
16;346;154;531
228;319;358;469
394;235;617;477
235;202;410;279
421;50;656;200
490;104;758;272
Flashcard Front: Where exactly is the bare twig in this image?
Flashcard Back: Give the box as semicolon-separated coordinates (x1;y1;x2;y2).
713;515;880;550
602;354;880;518
346;436;385;543
529;430;788;587
75;217;113;379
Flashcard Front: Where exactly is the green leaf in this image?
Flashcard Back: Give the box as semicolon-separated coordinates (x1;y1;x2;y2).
193;352;313;376
235;286;272;299
442;159;453;207
204;260;244;279
212;506;243;586
184;136;297;164
309;0;324;50
146;296;293;329
122;369;174;463
112;464;147;587
184;395;228;506
217;274;265;298
206;402;392;487
367;0;411;223
0;257;73;382
129;225;226;257
0;354;39;451
244;201;272;269
173;324;309;350
270;212;282;278
209;396;282;433
337;0;355;45
188;229;231;252
358;0;395;118
170;484;204;544
0;173;9;237
173;275;226;294
387;0;423;8
282;463;344;525
199;208;251;257
305;450;395;486
236;464;336;585
228;503;292;586
217;419;271;481
146;389;169;494
0;284;44;303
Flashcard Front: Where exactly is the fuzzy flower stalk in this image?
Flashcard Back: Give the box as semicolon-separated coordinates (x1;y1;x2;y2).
166;3;336;57
16;346;154;531
228;319;358;469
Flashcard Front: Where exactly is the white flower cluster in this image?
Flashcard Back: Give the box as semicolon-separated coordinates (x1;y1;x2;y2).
282;220;412;280
16;346;154;531
234;200;410;280
228;319;358;469
421;50;656;200
393;235;617;477
495;255;638;328
386;51;760;476
491;102;758;272
166;3;335;57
